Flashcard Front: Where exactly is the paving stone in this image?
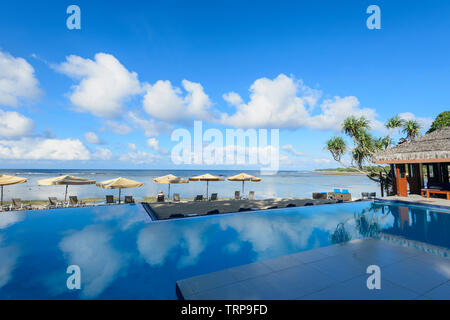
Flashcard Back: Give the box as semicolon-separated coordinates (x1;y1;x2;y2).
299;276;419;300
228;261;273;281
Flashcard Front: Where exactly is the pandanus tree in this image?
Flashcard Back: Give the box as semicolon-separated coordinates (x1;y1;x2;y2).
325;116;393;189
402;119;422;141
385;115;404;136
326;114;426;195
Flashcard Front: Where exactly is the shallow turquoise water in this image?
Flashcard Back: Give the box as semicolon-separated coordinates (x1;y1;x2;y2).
0;201;448;299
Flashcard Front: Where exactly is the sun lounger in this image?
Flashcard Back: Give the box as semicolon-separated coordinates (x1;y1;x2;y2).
361;192;369;199
313;192;328;200
369;192;376;199
210;193;218;201
173;193;181;202
234;191;240;200
194;195;203;201
248;191;255;200
69;196;84;207
335;192;352;201
124;196;134;204
157;194;165;202
48;197;63;208
105;195;115;204
11;198;32;210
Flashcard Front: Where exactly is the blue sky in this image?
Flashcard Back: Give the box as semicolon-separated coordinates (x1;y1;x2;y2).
0;0;448;170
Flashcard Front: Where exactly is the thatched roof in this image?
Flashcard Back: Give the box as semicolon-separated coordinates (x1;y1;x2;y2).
373;126;450;164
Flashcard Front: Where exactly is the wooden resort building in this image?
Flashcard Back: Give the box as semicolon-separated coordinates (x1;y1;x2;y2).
373;126;450;199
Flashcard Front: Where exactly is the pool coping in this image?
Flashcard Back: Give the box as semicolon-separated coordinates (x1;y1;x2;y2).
141;199;371;224
374;198;450;211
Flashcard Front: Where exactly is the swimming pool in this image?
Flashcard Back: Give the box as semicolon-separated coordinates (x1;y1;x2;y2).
0;201;449;299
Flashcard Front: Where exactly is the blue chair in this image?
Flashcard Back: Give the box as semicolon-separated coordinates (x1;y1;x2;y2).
333;189;341;193
342;189;349;194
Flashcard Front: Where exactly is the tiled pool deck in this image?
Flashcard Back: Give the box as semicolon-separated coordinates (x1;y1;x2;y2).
176;239;450;300
379;195;450;209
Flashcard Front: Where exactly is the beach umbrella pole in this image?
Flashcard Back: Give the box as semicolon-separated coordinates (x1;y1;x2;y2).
206;181;209;199
64;185;68;202
119;188;121;204
168;184;171;198
242;181;245;195
1;185;3;206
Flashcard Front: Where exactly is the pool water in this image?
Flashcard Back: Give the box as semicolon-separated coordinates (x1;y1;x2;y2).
0;201;449;299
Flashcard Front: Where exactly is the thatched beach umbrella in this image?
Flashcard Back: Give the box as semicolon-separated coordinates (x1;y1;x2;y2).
96;177;144;204
37;175;96;202
227;173;261;194
0;174;27;206
152;174;188;198
189;173;224;199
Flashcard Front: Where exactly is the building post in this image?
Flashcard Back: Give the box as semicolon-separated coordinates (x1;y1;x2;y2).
380;172;384;197
390;164;396;195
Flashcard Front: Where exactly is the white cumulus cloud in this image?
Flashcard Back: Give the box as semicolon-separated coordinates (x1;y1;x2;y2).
103;120;132;135
84;131;102;144
0;50;42;107
308;96;380;132
281;144;305;157
223;91;243;106
55;53;142;117
142;79;212;122
220;74;319;128
219;74;389;133
93;147;112;160
147;137;169;155
0;109;35;138
398;112;433;131
128;111;172;137
0;138;90;160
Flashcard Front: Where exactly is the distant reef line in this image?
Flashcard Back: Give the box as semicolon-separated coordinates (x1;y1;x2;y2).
314;166;389;176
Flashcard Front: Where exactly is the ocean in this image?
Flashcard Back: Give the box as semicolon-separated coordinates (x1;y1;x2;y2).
0;169;380;202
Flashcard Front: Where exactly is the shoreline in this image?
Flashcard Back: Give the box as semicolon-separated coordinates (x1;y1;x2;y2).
314;170;366;176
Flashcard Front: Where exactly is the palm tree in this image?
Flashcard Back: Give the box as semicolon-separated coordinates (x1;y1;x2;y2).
326;136;346;162
402;120;422;141
376;136;391;150
385;115;404;132
342;116;370;141
385;115;404;146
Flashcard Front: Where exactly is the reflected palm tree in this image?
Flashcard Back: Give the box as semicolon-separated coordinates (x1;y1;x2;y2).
355;213;381;238
330;222;352;244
